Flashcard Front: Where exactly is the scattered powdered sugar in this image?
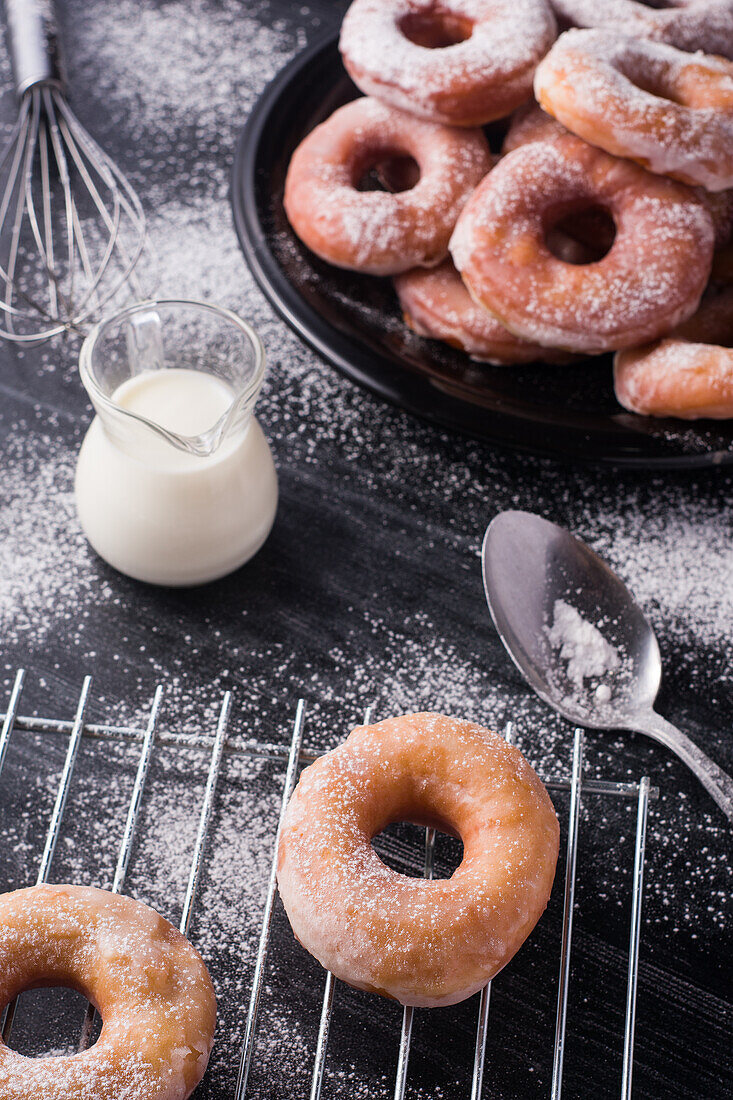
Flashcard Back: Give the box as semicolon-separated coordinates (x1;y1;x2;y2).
63;0;300;203
583;506;733;659
0;430;105;649
546;599;620;687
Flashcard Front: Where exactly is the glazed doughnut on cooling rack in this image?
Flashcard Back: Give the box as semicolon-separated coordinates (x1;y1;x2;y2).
277;713;559;1007
0;673;660;1096
0;885;216;1100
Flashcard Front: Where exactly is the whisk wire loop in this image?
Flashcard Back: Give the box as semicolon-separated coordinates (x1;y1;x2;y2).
0;81;147;343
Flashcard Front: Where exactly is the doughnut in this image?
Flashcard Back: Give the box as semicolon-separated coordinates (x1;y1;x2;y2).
284;97;492;275
276;712;559;1008
449;138;715;353
339;0;558;126
614;287;733;418
534;29;733;192
549;1;733;58
504;102;733;247
0;884;216;1100
394;259;576;361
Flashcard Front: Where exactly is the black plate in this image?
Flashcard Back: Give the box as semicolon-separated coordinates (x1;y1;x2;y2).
231;33;733;467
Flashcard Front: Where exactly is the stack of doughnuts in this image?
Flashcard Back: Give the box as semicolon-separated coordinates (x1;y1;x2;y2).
284;0;733;419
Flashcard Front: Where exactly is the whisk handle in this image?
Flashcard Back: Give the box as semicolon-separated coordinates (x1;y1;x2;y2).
4;0;63;96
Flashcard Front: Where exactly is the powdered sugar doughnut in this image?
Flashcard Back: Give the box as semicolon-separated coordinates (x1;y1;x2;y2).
535;29;733;191
450;138;715;353
549;1;733;58
395;259;576;361
0;884;216;1100
277;712;559;1009
339;0;557;126
284;97;492;275
505;102;733;248
614;287;733;418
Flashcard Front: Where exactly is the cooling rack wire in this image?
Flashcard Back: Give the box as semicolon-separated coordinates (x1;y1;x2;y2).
0;669;657;1099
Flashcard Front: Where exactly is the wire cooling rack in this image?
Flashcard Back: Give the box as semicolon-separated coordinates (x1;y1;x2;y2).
0;669;657;1099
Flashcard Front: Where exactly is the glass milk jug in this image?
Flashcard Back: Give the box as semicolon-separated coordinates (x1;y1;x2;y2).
75;300;278;586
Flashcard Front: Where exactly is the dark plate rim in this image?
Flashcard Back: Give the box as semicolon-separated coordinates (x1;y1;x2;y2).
230;31;733;470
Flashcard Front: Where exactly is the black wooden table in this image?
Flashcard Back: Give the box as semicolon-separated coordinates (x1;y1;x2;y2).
0;2;731;1097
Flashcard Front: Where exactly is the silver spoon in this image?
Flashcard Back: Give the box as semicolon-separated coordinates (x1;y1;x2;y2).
482;509;733;823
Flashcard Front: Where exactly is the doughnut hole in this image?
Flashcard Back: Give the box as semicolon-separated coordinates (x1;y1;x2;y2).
376;155;421;192
545;203;617;264
398;7;473;48
3;986;102;1056
629;65;692;106
371;820;464;879
623;58;733;110
353;149;421;192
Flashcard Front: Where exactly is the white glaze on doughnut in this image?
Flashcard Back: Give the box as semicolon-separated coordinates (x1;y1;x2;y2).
550;0;733;58
277;713;559;1008
535;29;733;191
340;0;557;125
284;97;492;275
0;885;216;1100
450;138;714;353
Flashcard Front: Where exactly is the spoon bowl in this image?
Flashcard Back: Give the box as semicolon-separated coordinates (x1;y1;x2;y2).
482;510;733;822
482;511;660;728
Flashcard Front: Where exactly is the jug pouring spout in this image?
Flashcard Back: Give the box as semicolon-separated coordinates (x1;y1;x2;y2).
80;298;267;460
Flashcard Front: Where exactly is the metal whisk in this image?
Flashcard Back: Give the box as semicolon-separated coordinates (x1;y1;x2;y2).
0;0;146;343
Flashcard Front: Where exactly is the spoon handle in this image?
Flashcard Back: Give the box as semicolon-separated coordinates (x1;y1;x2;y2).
633;710;733;823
